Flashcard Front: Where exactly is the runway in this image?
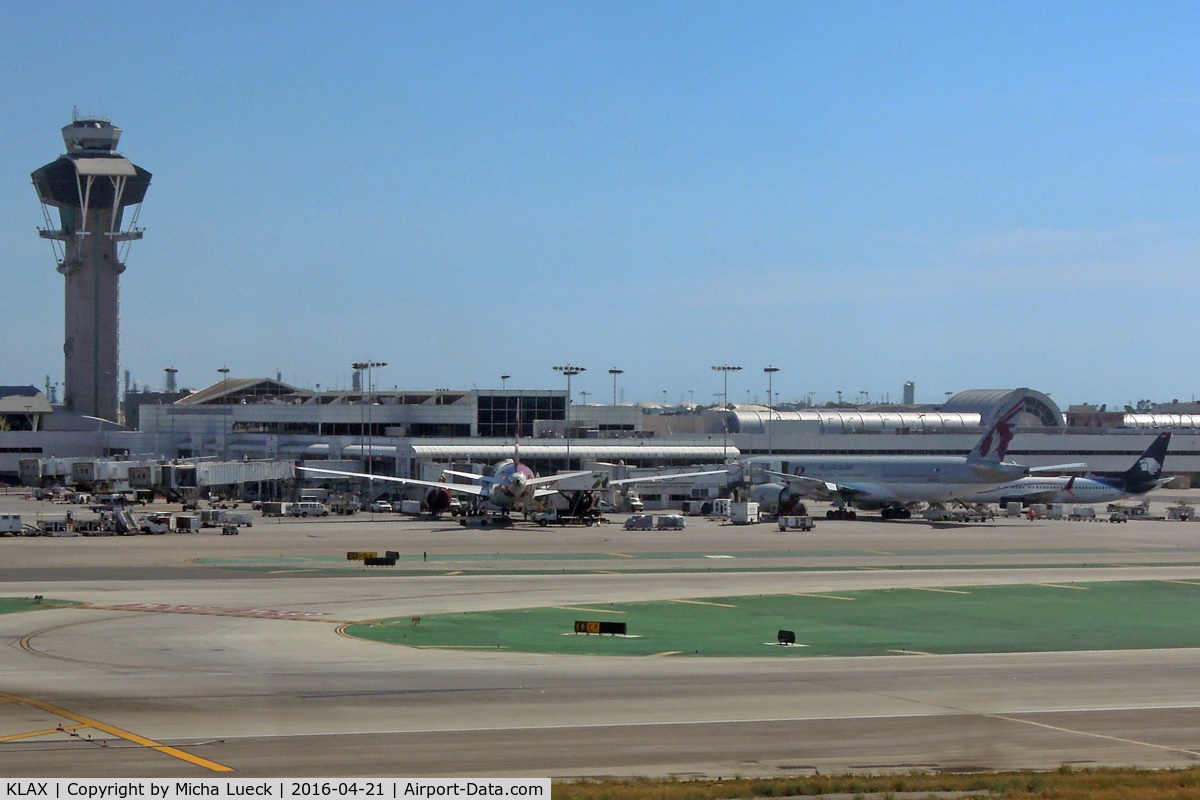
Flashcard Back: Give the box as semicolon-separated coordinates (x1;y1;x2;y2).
3;496;1200;776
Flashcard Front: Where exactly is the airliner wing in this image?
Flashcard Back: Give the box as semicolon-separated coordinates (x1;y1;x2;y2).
441;469;492;484
1027;463;1089;474
437;469;594;489
525;470;596;488
295;466;487;496
608;469;733;486
763;470;865;500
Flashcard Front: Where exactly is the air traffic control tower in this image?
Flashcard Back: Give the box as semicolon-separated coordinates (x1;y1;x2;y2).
32;117;151;423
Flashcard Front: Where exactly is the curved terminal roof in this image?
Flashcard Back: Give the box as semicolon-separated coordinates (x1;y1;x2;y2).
729;410;981;435
943;389;1063;427
728;388;1064;434
403;444;735;461
1125;414;1200;429
0;386;52;415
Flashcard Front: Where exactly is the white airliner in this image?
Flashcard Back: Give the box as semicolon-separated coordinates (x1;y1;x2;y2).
297;456;593;516
298;448;733;517
963;431;1172;506
747;388;1077;519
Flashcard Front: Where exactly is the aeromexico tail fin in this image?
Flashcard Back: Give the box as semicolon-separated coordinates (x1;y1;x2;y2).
1119;431;1171;489
967;388;1029;464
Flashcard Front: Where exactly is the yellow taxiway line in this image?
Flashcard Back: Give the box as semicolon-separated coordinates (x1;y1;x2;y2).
552;605;626;614
669;599;738;608
0;690;233;772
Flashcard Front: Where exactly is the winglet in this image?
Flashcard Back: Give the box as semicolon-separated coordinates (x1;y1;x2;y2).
967;388;1029;464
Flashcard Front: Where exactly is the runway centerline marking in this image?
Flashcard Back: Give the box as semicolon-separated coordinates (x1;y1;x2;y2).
991;712;1200;759
0;691;233;772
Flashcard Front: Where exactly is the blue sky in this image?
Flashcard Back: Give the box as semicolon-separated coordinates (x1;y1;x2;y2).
2;1;1198;407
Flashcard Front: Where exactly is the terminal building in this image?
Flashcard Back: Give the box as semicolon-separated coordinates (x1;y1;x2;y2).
4;382;1200;496
9;116;1196;500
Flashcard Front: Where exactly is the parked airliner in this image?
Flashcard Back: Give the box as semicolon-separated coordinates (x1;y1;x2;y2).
746;388;1079;519
963;431;1172;506
299;454;732;516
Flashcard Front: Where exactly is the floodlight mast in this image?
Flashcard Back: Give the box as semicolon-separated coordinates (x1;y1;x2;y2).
608;368;623;406
352;360;387;496
764;365;781;457
553;364;585;468
711;363;742;462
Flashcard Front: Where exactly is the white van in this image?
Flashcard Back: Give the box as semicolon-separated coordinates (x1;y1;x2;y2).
290;501;330;518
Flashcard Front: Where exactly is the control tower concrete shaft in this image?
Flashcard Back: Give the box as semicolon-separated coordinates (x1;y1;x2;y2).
32;117;151;422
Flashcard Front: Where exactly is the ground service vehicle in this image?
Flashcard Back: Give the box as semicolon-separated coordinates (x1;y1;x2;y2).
290;501;330;517
778;515;815;531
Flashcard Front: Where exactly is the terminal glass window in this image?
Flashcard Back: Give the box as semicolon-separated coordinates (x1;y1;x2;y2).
477;394;565;438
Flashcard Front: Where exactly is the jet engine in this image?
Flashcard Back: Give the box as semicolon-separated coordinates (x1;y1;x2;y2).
424;487;452;516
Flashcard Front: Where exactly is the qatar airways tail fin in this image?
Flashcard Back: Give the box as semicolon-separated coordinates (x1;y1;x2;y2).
966;388;1030;465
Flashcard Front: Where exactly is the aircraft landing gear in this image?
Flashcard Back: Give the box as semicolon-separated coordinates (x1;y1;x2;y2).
826;507;857;520
880;505;911;521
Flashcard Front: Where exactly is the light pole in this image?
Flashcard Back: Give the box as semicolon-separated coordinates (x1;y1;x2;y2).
501;373;512;439
608;368;623;406
353;360;387;498
553;364;585;469
217;366;230;461
165;367;178;459
764;365;780;457
711;363;742;462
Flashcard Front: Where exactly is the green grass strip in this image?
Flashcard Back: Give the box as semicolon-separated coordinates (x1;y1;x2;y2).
345;580;1200;657
0;597;79;614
